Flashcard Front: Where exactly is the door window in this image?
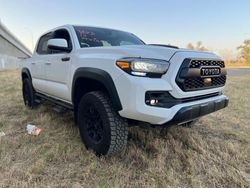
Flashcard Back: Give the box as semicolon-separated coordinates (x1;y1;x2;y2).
36;33;52;54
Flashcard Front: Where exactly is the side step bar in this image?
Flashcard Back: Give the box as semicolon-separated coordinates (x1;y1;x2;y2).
35;93;74;110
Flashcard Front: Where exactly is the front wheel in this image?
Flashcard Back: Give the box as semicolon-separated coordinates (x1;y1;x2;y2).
78;91;128;156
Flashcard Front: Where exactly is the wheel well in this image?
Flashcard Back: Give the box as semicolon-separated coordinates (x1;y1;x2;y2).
22;72;29;81
73;77;108;109
21;68;32;81
72;68;123;114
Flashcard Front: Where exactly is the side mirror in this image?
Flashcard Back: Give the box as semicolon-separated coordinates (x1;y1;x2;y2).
47;39;71;52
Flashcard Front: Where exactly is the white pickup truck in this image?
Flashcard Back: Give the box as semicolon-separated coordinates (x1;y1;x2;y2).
21;25;228;156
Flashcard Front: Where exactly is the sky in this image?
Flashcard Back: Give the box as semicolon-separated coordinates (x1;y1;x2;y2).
0;0;249;59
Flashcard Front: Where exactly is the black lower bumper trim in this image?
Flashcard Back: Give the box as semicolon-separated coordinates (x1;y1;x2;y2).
162;97;229;127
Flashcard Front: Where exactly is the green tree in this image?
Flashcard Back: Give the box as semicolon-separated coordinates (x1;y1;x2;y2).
186;41;208;51
237;40;250;63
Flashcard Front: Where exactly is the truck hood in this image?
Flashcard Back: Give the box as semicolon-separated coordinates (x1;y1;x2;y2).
107;45;180;60
76;45;216;62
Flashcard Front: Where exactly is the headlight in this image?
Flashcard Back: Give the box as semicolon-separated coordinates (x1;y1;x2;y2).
116;58;170;78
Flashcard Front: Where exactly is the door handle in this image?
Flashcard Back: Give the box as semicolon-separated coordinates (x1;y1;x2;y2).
45;62;51;65
31;62;36;65
61;57;70;62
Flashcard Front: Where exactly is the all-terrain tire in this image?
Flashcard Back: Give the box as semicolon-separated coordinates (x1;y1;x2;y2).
78;91;128;156
22;78;38;108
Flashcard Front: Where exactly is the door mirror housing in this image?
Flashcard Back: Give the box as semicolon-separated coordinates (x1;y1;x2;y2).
47;39;71;52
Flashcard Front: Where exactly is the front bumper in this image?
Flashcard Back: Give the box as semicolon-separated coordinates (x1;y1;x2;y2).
162;96;229;126
115;71;228;125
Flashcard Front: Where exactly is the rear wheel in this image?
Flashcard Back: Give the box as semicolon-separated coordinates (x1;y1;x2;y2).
22;78;38;108
78;91;128;156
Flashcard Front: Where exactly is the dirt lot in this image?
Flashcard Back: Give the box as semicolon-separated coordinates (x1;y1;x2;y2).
0;70;249;188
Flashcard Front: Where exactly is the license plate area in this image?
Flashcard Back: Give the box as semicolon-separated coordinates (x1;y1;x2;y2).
200;66;221;77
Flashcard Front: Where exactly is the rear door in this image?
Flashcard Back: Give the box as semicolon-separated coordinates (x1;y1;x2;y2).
31;33;52;92
43;28;73;102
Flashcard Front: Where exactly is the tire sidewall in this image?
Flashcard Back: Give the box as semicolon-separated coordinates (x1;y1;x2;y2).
78;93;112;155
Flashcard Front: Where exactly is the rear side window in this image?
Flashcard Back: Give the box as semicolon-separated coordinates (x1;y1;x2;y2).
36;33;52;54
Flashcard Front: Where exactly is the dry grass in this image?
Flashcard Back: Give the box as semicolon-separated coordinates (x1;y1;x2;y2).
0;70;249;188
225;61;250;68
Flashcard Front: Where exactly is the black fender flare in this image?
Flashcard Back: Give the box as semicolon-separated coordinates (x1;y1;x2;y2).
21;68;32;81
72;67;122;111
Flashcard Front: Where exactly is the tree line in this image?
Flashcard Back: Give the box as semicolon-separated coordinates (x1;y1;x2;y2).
186;40;250;65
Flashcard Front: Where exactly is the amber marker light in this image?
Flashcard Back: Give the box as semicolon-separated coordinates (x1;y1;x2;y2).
116;61;130;69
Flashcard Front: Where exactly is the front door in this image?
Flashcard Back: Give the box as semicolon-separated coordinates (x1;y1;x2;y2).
43;29;73;102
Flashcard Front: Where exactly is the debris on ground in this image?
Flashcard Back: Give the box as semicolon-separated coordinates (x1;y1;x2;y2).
0;131;5;137
26;124;42;136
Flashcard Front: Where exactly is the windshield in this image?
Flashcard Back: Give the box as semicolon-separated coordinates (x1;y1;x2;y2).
74;26;145;48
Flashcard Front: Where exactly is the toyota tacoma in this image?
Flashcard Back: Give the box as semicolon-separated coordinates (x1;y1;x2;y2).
21;25;229;156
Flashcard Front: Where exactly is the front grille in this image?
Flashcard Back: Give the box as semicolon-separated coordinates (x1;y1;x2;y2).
183;76;226;90
176;59;227;91
190;60;225;68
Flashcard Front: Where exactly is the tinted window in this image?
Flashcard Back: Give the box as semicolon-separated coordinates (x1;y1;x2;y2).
74;26;145;48
36;29;73;55
36;33;52;54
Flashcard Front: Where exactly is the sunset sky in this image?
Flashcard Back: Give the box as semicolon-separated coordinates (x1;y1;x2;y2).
0;0;249;59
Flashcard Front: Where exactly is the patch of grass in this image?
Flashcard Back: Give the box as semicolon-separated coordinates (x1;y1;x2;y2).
0;70;249;187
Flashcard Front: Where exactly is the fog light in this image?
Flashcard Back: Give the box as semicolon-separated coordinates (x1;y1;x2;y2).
150;99;158;105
